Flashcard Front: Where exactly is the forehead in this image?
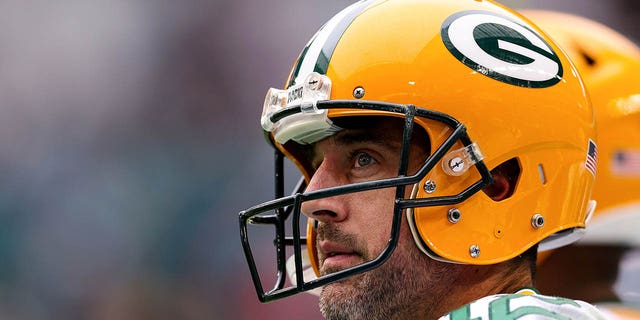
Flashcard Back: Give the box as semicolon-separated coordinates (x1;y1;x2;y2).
309;116;432;158
319;117;407;149
299;117;402;163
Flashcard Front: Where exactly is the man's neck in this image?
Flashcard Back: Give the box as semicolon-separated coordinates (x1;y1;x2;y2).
432;261;534;318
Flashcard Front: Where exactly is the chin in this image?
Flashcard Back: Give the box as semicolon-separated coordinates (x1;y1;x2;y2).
321;281;352;301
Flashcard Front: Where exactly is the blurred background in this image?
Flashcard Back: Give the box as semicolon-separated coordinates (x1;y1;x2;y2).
0;0;637;319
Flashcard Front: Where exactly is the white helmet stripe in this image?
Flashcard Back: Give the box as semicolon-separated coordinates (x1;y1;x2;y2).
289;0;376;87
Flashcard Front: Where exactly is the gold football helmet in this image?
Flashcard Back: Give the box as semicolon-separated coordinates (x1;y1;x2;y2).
240;0;596;302
524;10;640;305
522;11;640;246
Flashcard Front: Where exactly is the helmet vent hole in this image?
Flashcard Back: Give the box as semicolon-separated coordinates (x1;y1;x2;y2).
537;164;547;185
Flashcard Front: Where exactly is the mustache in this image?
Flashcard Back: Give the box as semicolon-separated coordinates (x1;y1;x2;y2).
316;223;369;261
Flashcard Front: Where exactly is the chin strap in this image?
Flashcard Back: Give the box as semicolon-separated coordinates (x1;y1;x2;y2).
286;251;321;296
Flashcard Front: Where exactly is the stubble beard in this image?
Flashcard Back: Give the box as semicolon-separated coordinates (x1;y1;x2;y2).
317;227;445;320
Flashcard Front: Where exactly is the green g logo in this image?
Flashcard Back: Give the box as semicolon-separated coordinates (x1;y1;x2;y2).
442;10;563;88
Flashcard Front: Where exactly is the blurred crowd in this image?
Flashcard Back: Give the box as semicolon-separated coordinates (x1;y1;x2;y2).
0;0;637;319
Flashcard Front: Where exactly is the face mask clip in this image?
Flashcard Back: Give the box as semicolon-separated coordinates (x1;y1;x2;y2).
261;72;341;144
442;142;484;176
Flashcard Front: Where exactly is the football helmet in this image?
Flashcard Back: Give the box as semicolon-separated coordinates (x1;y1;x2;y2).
524;10;640;305
240;0;596;302
523;10;640;247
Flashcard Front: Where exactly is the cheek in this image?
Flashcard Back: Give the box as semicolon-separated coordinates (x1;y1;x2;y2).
351;188;397;254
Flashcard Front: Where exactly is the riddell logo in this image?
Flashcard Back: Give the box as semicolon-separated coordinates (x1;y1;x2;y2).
441;10;563;88
287;86;304;104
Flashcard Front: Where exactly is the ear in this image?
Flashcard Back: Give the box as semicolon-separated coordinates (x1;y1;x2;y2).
483;173;511;201
482;158;520;201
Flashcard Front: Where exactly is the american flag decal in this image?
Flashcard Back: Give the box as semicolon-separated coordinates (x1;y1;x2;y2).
585;139;598;177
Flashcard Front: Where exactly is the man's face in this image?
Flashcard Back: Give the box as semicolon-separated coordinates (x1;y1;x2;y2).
299;117;448;319
302;119;408;275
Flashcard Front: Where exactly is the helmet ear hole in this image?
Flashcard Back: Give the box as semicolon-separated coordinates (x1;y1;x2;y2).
483;158;520;201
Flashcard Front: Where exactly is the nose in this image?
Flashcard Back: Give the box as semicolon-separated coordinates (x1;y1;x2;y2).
301;159;348;224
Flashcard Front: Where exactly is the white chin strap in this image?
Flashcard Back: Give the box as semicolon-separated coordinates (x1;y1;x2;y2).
286;251;321;297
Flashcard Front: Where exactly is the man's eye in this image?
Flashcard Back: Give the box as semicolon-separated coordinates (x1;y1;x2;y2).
355;152;374;168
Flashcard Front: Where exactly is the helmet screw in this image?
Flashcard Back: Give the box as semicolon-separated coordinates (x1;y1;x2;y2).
448;157;465;174
307;74;323;90
353;86;365;99
469;245;480;258
423;180;437;194
531;214;545;229
447;208;461;223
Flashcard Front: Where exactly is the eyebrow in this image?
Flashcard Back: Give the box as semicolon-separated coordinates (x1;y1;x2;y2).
334;130;402;150
308;129;403;168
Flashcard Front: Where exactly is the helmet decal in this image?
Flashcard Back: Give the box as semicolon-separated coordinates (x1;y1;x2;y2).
585;139;598;177
441;10;563;88
287;0;375;88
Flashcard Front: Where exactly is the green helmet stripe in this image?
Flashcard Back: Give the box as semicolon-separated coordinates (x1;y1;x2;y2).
287;0;375;88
